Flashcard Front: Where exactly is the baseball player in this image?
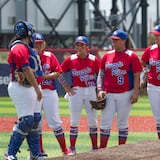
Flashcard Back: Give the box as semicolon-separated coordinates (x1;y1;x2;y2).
97;29;142;148
33;33;73;156
61;36;101;154
5;21;45;160
141;24;160;139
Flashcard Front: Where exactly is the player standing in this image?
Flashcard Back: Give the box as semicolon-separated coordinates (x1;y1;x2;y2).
5;21;45;160
61;36;101;154
33;33;73;156
97;29;142;148
141;24;160;140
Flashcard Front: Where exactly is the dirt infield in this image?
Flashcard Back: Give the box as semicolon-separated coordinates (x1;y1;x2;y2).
0;116;156;132
1;116;159;159
48;140;160;160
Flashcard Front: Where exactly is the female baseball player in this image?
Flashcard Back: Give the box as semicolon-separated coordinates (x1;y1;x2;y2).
5;21;45;160
141;24;160;140
97;29;142;148
61;36;101;154
33;33;73;156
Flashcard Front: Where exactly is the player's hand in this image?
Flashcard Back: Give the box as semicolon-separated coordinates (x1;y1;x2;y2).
63;84;76;96
97;91;106;99
35;87;42;101
130;92;138;104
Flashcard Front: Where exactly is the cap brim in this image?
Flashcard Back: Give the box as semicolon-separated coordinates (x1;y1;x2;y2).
150;31;160;35
35;40;44;42
74;41;87;45
108;36;121;40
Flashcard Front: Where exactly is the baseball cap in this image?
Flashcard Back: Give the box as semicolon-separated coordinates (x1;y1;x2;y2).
74;36;88;45
150;24;160;35
33;33;45;42
109;29;128;40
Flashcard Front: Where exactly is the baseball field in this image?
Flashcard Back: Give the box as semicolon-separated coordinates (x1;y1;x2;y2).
0;95;158;159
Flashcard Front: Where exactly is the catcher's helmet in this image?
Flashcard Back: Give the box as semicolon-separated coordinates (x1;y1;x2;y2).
14;21;35;38
14;20;35;47
33;33;45;42
74;36;88;45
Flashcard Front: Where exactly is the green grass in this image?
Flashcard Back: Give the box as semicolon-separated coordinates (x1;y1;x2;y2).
0;96;153;117
0;96;155;159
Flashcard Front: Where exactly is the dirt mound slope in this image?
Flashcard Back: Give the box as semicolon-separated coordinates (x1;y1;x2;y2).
47;140;160;160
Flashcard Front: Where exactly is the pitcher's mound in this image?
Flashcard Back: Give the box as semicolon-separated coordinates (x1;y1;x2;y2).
47;140;160;160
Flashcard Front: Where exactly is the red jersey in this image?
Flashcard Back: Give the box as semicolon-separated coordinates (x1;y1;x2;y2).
40;51;62;90
141;44;160;86
8;43;30;80
61;53;101;87
101;49;142;93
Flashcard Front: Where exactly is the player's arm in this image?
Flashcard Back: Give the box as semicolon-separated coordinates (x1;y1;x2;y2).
42;72;60;80
97;69;106;99
22;66;42;101
58;73;75;96
130;72;140;104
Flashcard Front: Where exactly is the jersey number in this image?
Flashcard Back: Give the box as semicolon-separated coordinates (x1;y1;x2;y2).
117;76;124;85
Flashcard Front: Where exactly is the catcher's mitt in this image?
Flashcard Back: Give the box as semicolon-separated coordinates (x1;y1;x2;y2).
90;95;107;110
14;69;31;87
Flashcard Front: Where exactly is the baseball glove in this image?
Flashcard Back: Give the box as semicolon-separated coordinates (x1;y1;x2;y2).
14;69;31;87
139;76;147;96
90;95;107;110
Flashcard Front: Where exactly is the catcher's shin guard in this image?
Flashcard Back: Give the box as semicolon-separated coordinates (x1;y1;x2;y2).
7;115;34;156
27;113;42;157
26;130;41;157
7;131;26;156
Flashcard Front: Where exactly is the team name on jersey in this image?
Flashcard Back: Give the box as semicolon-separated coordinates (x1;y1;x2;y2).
105;61;127;76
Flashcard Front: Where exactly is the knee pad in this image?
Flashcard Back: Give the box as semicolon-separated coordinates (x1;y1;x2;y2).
32;113;41;130
17;115;34;134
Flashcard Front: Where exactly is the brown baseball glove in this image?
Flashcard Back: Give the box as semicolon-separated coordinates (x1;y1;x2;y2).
14;69;31;87
90;95;107;110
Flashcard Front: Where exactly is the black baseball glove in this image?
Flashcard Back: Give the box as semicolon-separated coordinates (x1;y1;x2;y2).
90;95;107;110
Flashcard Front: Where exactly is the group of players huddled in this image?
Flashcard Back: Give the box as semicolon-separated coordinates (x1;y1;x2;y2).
4;20;160;160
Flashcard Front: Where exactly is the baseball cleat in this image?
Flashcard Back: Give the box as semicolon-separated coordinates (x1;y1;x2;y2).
63;148;74;156
4;153;17;160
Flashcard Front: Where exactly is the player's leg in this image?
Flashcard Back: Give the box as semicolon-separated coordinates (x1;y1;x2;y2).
5;115;34;160
99;93;116;148
6;82;36;159
27;92;46;159
116;90;133;145
26;112;44;159
39;125;46;154
85;87;98;150
68;87;83;153
147;84;160;139
42;89;72;155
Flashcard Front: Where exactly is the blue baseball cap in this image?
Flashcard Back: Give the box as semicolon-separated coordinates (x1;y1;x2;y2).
150;24;160;35
33;33;45;42
74;36;88;45
109;29;128;40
